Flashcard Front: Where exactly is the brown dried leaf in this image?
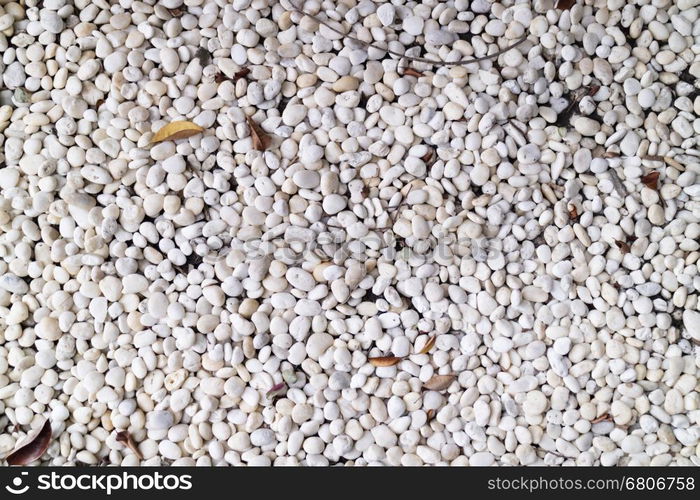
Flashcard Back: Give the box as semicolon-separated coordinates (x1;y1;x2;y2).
402;68;424;78
233;67;251;81
426;409;436;421
568;205;578;220
422;374;456;391
641;171;660;191
6;420;52;465
587;84;600;97
555;0;576;10
245;115;271;151
369;356;402;367
115;431;143;460
151;121;204;143
168;7;184;17
615;240;630;254
418;335;436;355
215;67;250;84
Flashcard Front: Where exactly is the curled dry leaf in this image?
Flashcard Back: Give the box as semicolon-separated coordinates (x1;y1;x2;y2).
615;240;631;254
151;121;204;143
422;374;456;391
245;115;271;151
417;335;436;355
115;431;143;460
6;419;52;465
568;204;579;220
641;171;660;191
402;68;424;78
369;356;402;367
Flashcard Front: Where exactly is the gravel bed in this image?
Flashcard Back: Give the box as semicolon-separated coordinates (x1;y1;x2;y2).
0;0;699;466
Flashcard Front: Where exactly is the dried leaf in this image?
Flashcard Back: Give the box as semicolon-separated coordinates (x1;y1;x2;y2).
214;67;250;84
115;431;143;460
417;335;436;355
426;409;436;421
591;413;612;424
266;382;287;401
641;171;660;191
246;115;271;151
6;420;52;465
421;148;435;164
568;205;578;220
615;240;630;254
402;68;424;78
587;84;600;97
233;67;251;81
168;7;184;17
151;121;204;143
369;356;402;367
603;151;620;158
555;0;576;9
422;374;456;391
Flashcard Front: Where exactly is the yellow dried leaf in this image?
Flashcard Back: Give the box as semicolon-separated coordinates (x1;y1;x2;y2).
151;121;204;143
422;374;456;391
369;356;402;367
417;335;436;355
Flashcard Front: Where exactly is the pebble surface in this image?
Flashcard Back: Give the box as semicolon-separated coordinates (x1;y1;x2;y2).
0;0;699;467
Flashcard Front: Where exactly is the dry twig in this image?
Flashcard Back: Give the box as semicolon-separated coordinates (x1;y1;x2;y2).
287;0;528;67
